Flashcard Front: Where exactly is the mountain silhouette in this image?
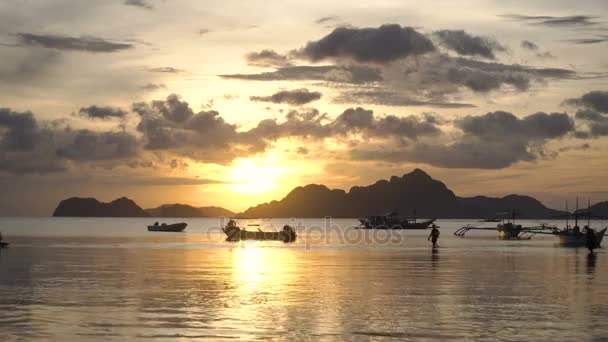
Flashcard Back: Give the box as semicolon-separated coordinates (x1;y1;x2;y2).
590;201;608;217
145;204;234;217
239;169;566;218
53;197;149;217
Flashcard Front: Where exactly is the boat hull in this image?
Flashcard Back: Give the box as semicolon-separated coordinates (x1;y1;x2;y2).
147;223;187;232
223;228;296;242
357;219;436;230
555;228;606;247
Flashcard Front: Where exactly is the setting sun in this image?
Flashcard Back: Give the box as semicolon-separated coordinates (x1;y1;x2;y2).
229;157;288;195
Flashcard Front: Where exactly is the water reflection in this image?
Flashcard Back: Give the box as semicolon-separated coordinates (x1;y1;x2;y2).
1;226;608;340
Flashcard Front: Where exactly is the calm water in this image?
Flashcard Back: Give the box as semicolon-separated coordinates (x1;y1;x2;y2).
1;218;608;341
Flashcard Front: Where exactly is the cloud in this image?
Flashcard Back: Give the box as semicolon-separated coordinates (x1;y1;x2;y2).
56;130;139;161
564;91;608;113
316;16;340;24
434;30;505;59
0;108;140;174
296;24;435;63
221;65;382;84
352;111;574;169
147;67;185;73
245;50;291;67
565;37;608;45
500;14;599;27
333;90;476;108
78;106;127;120
124;0;154;10
521;40;539;50
0;108;41;151
140;83;167;91
394;54;576;93
199;29;212;35
250;88;322;105
17;33;133;52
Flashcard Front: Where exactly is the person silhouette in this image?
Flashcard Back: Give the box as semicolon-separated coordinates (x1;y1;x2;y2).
428;227;440;247
586;227;597;254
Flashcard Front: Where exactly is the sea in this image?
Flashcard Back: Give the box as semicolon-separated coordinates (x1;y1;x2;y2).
1;217;607;341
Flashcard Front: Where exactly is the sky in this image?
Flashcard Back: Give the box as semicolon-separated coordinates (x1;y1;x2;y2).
0;0;607;215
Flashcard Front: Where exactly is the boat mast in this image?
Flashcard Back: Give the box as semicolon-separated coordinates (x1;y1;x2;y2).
575;197;579;227
565;200;569;228
588;198;591;228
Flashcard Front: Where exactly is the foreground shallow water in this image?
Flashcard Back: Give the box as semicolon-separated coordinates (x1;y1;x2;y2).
1;218;607;341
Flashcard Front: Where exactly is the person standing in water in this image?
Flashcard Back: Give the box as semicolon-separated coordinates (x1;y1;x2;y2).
428;226;440;247
586;227;597;254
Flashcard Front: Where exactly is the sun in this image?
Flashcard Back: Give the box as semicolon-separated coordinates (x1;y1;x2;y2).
229;157;287;194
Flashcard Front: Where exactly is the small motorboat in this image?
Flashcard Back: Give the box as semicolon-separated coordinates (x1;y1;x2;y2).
147;222;187;232
222;220;296;242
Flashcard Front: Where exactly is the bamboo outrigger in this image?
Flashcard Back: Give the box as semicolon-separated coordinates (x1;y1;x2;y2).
454;212;550;240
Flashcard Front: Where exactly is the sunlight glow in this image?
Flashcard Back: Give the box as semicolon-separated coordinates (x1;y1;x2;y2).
229;157;288;195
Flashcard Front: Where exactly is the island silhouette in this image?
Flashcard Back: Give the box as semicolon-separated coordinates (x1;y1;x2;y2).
50;169;603;219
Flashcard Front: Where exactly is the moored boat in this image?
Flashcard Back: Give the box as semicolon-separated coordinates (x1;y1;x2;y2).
551;227;607;247
147;222;187;232
357;212;437;229
223;220;296;242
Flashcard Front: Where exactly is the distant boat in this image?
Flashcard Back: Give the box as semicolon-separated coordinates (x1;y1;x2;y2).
222;220;297;242
147;222;187;232
357;212;437;229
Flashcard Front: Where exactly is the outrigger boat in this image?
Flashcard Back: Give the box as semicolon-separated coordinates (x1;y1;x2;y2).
455;212;549;240
147;222;188;232
223;220;297;242
535;199;607;247
357;212;438;230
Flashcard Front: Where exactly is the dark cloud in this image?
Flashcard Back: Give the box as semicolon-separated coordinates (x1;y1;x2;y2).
147;67;185;73
316;16;340;24
521;40;539;50
133;94;241;156
333;90;476;108
78;106;127;120
17;33;133;52
434;30;505;59
56;130;139;161
0;108;40;151
456;111;574;140
565;91;608;112
521;40;554;58
296;24;435;63
221;65;382;84
250;88;322;105
500;14;599;27
124;0;154;10
199;29;212;35
564;37;608;45
574;109;608;137
352;111;574;169
404;55;576;93
140;83;167;90
245;50;291;67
